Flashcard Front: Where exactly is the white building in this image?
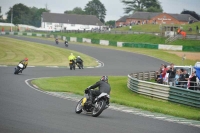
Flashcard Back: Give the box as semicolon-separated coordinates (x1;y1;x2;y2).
41;12;104;31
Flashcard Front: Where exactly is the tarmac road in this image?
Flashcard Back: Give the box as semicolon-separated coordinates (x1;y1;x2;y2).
0;35;199;133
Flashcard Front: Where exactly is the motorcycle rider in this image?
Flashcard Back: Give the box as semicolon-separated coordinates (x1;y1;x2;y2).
85;76;111;104
76;56;84;69
17;57;28;73
64;39;68;47
55;38;59;44
68;53;76;70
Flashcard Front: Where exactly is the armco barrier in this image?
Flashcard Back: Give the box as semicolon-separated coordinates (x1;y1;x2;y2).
109;41;117;46
128;74;200;108
91;39;100;44
77;37;83;43
183;46;200;52
123;42;158;49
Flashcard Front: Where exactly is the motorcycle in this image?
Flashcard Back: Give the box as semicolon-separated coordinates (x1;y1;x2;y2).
55;39;59;45
76;62;83;69
75;89;110;117
69;60;75;70
65;41;68;47
14;63;24;74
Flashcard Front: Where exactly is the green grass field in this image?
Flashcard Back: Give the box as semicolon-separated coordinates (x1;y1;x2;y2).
0;36;98;66
32;76;200;120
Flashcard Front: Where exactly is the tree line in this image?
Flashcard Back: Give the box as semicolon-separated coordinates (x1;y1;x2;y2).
0;0;199;28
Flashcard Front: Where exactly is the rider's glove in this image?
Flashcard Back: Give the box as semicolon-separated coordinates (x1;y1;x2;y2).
85;89;89;94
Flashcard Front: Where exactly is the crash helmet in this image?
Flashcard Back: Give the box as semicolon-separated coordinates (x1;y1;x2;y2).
100;76;108;82
77;56;81;58
24;57;28;61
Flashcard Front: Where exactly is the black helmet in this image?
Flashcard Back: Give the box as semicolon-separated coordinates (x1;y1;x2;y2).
100;76;108;82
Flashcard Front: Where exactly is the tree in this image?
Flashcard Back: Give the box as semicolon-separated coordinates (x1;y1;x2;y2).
105;20;115;27
64;7;85;15
6;3;32;24
121;0;163;14
181;9;200;21
84;0;106;23
30;7;50;27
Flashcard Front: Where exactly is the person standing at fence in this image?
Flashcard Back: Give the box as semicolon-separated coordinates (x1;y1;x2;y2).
175;69;181;86
180;69;189;88
187;71;197;90
167;63;176;85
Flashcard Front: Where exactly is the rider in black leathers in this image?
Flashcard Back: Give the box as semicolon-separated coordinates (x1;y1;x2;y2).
85;76;111;103
76;56;84;69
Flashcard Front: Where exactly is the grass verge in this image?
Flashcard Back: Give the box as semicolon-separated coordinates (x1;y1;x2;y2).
32;76;200;121
0;36;98;66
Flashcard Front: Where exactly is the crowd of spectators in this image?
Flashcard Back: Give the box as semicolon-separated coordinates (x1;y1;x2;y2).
155;63;199;91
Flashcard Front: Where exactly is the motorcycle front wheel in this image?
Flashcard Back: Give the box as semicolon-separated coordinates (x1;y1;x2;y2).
14;67;20;74
75;98;83;114
92;100;106;117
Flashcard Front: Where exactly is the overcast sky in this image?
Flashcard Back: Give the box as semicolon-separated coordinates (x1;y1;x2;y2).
0;0;200;21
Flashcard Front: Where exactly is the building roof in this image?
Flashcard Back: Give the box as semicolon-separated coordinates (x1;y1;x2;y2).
125;12;199;22
42;12;104;26
128;12;161;20
116;15;129;22
169;13;199;22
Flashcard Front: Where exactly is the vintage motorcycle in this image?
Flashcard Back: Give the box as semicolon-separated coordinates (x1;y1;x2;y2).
75;89;110;117
14;63;24;74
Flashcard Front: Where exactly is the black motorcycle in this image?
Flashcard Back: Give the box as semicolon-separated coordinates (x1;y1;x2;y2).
75;89;110;117
76;62;83;69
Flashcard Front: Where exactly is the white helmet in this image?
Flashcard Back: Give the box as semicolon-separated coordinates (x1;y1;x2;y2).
77;56;81;58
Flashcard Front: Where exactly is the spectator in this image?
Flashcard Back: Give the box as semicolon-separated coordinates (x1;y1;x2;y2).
187;71;197;90
167;63;176;86
175;69;181;86
180;69;189;88
155;71;163;84
163;66;170;85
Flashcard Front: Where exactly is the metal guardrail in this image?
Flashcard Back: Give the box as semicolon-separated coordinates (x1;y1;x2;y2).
128;73;200;108
131;71;156;81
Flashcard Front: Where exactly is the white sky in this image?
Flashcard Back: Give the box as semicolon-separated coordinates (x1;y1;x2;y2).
0;0;200;21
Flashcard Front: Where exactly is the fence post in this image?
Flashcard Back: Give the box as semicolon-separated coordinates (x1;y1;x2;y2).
149;71;151;80
143;72;145;80
137;73;140;79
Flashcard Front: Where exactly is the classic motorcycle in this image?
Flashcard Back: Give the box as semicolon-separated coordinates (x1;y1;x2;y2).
75;89;110;117
14;63;24;74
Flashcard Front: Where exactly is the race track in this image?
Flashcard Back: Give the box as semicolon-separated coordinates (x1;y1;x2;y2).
0;35;199;133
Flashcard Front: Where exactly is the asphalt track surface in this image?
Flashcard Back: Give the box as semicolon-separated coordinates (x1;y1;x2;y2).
0;35;199;133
